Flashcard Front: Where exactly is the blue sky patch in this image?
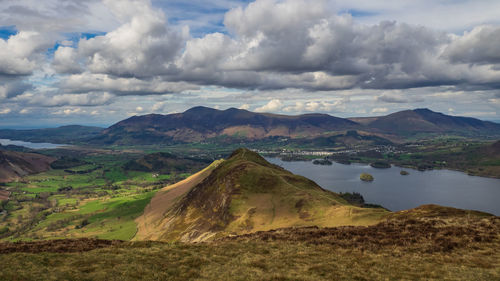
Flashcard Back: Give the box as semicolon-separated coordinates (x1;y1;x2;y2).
0;25;17;39
344;9;378;18
45;31;106;58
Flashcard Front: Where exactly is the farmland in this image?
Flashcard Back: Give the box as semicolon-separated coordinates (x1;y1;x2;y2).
0;149;194;241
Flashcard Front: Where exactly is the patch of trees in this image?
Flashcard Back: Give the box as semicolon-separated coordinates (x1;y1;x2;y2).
370;161;391;169
360;173;374;182
50;156;88;169
75;218;90;229
339;192;386;209
46;215;82;231
312;159;332;165
64;165;102;174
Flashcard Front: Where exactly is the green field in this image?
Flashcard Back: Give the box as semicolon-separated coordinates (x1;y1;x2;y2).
0;150;191;241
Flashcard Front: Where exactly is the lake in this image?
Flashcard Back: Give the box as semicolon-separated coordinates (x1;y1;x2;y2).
0;139;68;149
266;158;500;216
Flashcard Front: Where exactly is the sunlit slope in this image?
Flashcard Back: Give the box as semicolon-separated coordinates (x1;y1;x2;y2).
138;148;388;242
134;160;224;240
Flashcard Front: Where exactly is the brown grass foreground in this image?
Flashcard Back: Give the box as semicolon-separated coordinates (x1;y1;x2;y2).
0;211;498;281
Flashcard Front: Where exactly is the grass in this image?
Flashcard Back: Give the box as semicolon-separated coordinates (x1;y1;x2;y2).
146;149;388;242
0;149;184;241
48;192;158;240
0;235;498;281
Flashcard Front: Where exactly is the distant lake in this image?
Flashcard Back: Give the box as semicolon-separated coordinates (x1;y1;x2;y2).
0;139;67;149
266;158;500;216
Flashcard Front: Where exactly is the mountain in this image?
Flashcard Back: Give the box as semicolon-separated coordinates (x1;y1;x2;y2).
123;152;212;174
0;125;103;144
0;150;55;183
94;107;500;145
135;148;388;242
360;108;500;136
94;106;358;144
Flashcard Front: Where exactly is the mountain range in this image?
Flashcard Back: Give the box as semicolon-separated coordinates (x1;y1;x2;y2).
94;107;500;144
2;107;499;145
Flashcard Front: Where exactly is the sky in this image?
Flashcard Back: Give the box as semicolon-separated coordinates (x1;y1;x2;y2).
0;0;500;128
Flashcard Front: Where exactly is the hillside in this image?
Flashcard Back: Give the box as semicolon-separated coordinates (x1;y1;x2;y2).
123;152;212;174
0;125;103;144
93;106;359;144
435;140;500;177
364;108;500;136
0;150;55;183
136;148;388;242
0;205;498;280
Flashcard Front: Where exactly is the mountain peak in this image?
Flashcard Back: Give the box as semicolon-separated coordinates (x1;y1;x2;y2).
413;108;440;115
183;106;219;114
413;108;433;113
229;147;257;159
228;148;270;167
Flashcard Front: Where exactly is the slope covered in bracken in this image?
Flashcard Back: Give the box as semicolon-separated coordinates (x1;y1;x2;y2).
0;150;55;183
0;204;498;280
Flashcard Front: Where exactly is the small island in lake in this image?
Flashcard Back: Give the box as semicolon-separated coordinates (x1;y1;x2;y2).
360;173;374;182
400;170;409;175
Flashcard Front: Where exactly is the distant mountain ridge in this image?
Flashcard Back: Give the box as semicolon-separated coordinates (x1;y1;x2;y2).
94;106;358;144
93;107;500;144
0;125;103;144
2;107;498;145
364;108;500;135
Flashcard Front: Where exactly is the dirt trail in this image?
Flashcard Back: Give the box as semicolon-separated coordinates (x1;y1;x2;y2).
134;160;223;240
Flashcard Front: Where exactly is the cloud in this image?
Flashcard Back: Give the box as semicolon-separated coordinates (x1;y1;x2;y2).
0;108;12;114
172;0;499;91
376;93;408;103
51;107;83;115
0;0;119;33
52;47;82;74
283;100;346;113
255;99;283;112
0;31;52;77
239;103;250;110
59;73;198;96
371;107;388;114
151;101;166;112
0;80;32;100
11;0;500;99
57;0;185;78
13;91;114;107
444;25;500;65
